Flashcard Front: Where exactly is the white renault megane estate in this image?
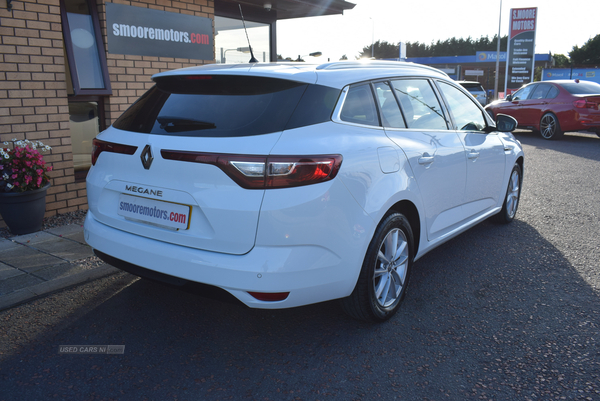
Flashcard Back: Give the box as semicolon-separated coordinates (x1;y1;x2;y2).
84;61;523;322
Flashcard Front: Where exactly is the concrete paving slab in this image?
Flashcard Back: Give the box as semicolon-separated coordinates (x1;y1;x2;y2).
0;238;21;252
0;245;66;269
12;231;93;262
22;262;93;281
0;272;44;296
0;267;24;281
46;224;87;245
0;264;119;311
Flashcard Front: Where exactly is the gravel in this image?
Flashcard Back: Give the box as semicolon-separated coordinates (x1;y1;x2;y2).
0;209;88;239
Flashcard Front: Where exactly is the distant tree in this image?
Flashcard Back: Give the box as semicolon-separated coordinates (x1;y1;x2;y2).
340;54;348;61
359;40;400;59
569;34;600;65
357;35;508;59
552;54;571;68
405;35;507;57
534;66;543;82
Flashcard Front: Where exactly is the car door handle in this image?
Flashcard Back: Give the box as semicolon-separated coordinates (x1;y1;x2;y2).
467;150;479;160
418;155;434;165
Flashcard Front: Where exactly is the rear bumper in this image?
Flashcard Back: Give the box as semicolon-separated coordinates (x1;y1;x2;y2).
84;211;359;309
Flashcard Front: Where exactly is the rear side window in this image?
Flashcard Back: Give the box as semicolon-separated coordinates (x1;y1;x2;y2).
340;84;379;126
113;76;336;137
530;84;551;99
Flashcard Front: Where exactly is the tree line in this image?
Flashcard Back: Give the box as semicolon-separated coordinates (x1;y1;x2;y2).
359;34;600;67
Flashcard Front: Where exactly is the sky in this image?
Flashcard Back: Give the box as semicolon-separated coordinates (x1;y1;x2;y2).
276;0;600;62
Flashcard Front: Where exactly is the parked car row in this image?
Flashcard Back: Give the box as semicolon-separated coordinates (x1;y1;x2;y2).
84;61;524;322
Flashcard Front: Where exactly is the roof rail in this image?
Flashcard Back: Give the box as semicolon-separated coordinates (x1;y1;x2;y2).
316;60;448;76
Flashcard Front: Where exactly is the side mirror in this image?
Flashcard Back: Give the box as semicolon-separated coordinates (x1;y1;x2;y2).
505;94;513;101
496;113;517;132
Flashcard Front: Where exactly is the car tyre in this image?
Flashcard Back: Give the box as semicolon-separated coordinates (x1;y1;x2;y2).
341;212;413;322
494;164;522;224
540;112;563;140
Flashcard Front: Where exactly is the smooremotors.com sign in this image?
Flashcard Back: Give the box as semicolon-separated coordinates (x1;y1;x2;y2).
106;3;213;60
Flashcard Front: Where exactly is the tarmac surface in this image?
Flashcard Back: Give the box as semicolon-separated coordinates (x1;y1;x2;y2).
0;224;118;311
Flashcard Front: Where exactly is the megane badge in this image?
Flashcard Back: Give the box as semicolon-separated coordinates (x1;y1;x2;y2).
141;144;154;170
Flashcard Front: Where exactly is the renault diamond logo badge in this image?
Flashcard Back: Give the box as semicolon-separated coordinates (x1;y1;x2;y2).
140;145;153;170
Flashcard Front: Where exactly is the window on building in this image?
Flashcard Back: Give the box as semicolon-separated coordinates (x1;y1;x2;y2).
60;0;110;181
215;16;271;63
60;0;111;95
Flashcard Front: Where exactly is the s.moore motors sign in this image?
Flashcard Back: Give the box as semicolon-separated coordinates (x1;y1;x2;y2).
504;7;538;95
106;3;213;60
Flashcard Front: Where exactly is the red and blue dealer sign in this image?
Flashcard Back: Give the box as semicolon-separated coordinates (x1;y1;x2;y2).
504;7;538;94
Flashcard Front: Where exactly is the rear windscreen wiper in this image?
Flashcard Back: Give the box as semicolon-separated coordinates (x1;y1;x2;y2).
157;116;216;132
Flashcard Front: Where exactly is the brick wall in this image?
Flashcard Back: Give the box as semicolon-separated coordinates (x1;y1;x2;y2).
0;0;214;228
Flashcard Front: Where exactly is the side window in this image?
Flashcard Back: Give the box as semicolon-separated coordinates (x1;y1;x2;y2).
391;79;448;130
438;82;486;131
531;84;551;99
373;81;406;128
340;84;379;126
547;85;559;99
512;85;533;101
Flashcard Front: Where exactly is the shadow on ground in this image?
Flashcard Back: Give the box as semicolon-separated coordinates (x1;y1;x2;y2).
1;217;599;400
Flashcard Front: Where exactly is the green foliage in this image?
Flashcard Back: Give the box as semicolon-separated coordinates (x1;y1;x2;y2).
552;54;571;68
359;40;402;59
358;35;508;59
406;35;508;57
569;34;600;65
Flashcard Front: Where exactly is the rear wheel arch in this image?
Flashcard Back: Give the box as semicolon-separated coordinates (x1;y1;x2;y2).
389;200;420;256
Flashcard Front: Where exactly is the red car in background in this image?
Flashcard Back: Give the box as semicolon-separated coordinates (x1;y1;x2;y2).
485;80;600;140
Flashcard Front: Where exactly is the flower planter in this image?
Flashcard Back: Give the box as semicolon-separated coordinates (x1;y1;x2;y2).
0;183;50;235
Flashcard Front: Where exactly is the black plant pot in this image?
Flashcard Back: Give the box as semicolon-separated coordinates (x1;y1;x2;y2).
0;183;51;235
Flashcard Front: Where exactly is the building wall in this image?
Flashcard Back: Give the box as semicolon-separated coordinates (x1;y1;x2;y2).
0;0;215;227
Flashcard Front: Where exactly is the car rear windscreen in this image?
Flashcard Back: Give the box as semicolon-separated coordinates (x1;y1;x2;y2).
112;75;340;137
560;81;600;95
460;83;484;91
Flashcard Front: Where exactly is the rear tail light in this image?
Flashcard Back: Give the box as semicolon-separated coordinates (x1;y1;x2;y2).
161;150;342;189
92;139;137;166
573;99;598;109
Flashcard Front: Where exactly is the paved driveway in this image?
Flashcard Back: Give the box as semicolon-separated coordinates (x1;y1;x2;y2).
1;130;599;400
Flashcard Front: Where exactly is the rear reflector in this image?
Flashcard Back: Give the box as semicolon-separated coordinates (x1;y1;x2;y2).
161;150;342;189
248;292;290;302
92;139;137;166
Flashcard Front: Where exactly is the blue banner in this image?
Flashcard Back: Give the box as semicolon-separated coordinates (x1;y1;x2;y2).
541;68;600;84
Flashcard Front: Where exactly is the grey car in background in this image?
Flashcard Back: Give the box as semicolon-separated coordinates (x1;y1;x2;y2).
457;81;487;106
